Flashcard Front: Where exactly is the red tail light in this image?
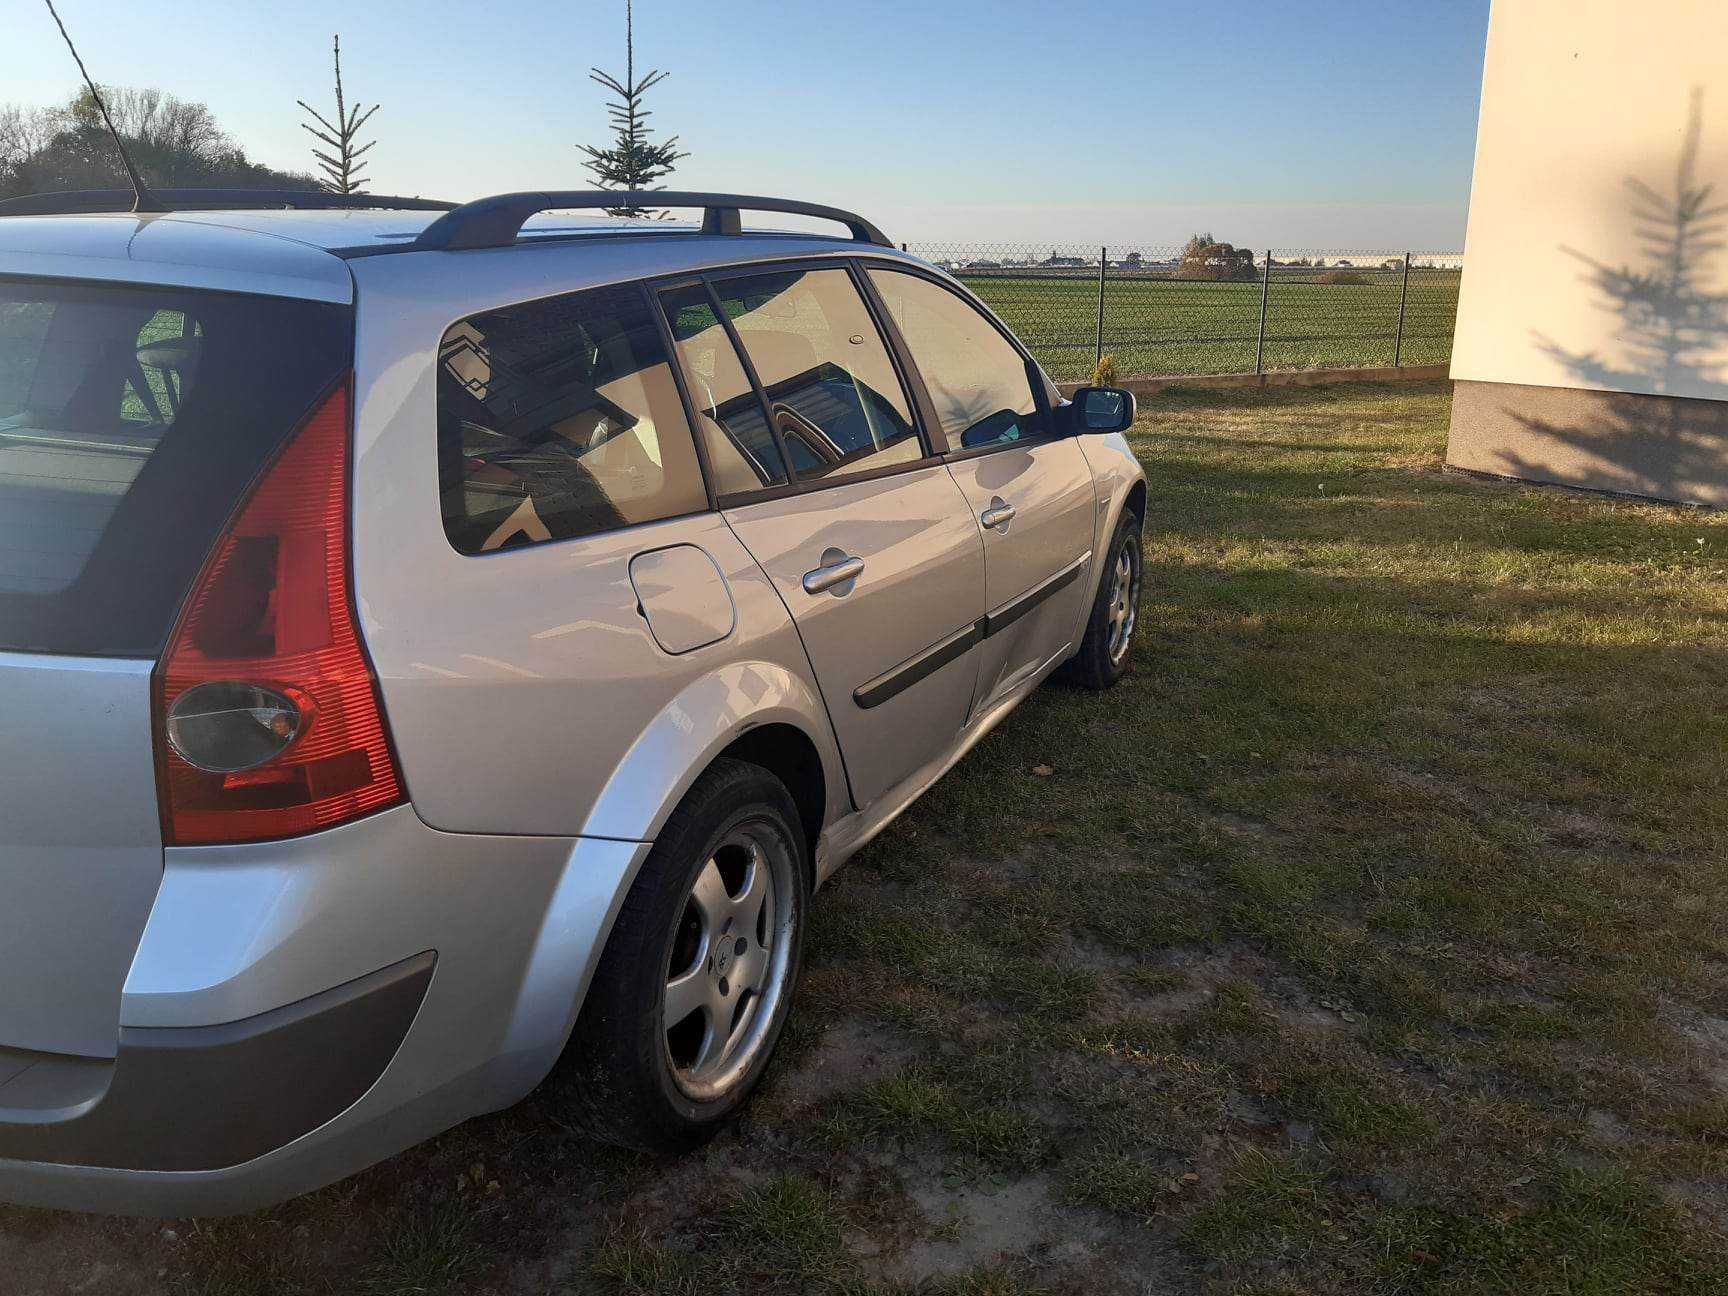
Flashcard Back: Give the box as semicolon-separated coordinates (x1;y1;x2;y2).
154;383;404;845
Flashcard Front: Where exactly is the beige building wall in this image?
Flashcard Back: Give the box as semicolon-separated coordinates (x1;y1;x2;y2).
1447;0;1728;506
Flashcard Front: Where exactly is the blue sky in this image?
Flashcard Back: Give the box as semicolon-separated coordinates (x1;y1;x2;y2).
3;0;1492;250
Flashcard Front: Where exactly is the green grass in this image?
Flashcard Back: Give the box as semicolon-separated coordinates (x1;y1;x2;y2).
6;379;1727;1295
950;269;1460;380
0;299;191;423
0;300;54;417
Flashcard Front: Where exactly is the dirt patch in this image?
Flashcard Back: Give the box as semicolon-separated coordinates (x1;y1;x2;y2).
890;1171;1072;1279
876;1165;1181;1293
1584;1107;1634;1146
1212;812;1270;838
768;1017;919;1109
0;1214;173;1296
1678;1012;1728;1093
1066;936;1140;972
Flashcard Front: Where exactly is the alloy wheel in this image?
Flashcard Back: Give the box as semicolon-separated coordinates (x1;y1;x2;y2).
1106;538;1141;666
662;821;796;1102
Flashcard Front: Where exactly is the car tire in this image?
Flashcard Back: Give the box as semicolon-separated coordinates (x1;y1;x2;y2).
1060;511;1143;691
562;758;808;1153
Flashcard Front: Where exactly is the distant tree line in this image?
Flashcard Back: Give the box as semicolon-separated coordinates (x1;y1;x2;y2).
0;86;315;199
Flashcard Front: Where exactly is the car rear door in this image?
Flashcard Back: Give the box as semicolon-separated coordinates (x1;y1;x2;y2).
0;277;350;1057
865;266;1096;710
658;265;985;810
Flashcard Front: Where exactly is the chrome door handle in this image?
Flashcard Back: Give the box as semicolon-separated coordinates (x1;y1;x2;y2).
802;554;865;595
980;502;1017;530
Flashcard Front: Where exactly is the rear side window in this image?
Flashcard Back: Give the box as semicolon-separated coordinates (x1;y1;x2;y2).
0;279;350;657
438;283;708;554
712;268;923;486
866;268;1049;451
660;283;789;495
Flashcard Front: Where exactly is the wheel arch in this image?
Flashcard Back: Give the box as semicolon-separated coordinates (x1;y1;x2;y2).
713;723;826;877
576;659;847;852
1124;479;1147;528
494;666;844;1110
1068;433;1148;651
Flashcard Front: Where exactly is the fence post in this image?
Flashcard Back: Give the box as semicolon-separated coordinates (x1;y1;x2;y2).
1254;250;1272;375
1094;247;1107;376
1393;251;1412;367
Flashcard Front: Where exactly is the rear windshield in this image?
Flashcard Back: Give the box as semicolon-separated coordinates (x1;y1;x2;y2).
0;279;351;656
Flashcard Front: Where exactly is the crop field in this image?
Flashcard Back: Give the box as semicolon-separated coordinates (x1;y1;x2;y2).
952;269;1461;381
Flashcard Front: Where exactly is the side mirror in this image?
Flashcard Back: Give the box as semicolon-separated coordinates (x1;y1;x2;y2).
1067;385;1135;435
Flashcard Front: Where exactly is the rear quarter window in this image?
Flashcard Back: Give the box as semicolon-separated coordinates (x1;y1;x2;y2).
437;282;709;554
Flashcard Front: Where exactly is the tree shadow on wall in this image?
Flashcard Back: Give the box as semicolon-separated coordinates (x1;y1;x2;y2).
1497;89;1728;503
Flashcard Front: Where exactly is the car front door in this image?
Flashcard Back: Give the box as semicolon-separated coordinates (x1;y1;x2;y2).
658;266;985;810
866;266;1097;711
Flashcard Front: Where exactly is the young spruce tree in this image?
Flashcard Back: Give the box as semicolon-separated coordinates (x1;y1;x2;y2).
297;35;378;194
580;0;686;216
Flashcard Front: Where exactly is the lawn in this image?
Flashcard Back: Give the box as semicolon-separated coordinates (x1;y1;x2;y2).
949;270;1460;381
4;379;1727;1295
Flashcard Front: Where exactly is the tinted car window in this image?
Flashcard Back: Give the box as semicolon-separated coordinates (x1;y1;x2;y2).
867;268;1048;451
0;278;349;656
438;283;707;554
659;283;787;494
715;268;922;484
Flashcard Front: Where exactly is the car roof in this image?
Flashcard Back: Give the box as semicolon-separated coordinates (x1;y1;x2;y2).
0;207;892;305
0;212;361;302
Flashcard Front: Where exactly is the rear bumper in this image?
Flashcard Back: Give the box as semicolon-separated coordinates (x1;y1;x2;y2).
0;953;433;1173
0;805;651;1216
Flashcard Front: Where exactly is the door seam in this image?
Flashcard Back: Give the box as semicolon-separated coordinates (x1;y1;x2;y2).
715;508;864;810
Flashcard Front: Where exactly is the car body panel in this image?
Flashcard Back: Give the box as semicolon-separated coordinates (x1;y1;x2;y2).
350;473;839;839
118;806;632;1095
0;214;354;303
0;654;163;1058
811;596;1081;885
945;438;1098;711
722;465;986;808
1073;429;1148;549
3;805;647;1215
575;657;847;843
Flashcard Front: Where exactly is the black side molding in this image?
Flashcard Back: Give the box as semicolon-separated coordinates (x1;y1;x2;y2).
854;620;983;710
853;554;1092;711
982;557;1088;639
0;951;434;1172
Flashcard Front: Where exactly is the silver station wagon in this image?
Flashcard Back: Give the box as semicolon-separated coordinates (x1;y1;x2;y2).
0;189;1145;1215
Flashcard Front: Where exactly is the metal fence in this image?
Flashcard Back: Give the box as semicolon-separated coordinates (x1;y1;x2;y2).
903;243;1463;383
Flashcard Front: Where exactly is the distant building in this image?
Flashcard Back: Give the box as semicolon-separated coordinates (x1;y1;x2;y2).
1448;0;1728;506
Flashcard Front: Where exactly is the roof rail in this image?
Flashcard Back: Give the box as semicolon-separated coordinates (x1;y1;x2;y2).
0;189;458;217
411;191;892;252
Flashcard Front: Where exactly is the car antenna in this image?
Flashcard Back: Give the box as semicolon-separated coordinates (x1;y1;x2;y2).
41;0;161;213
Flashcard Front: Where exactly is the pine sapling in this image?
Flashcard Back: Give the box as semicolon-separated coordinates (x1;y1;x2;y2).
298;34;378;194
